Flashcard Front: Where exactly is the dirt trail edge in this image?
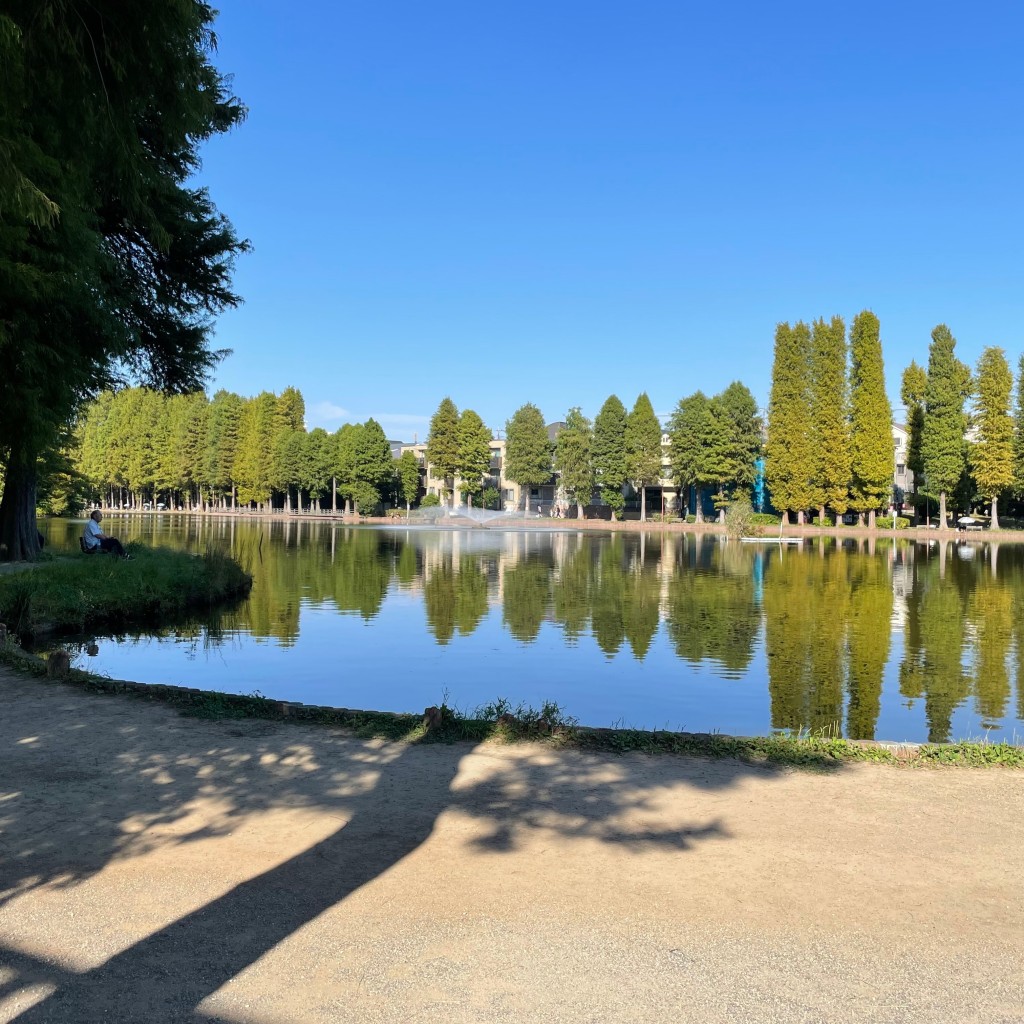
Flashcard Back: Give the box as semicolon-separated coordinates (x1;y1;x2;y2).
0;667;1021;1024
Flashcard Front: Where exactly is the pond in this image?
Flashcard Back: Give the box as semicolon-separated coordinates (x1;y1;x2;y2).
38;515;1024;743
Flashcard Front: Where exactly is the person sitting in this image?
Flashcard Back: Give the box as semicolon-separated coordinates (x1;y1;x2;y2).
82;511;130;559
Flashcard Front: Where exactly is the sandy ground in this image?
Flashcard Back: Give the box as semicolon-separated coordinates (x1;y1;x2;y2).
0;668;1022;1024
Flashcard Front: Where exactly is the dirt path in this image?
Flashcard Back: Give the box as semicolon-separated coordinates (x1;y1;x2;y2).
0;667;1021;1024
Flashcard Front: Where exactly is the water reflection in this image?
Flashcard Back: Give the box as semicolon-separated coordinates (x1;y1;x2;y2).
37;518;1024;742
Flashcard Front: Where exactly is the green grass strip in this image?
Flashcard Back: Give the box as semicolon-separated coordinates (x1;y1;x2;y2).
2;643;1021;769
0;544;252;637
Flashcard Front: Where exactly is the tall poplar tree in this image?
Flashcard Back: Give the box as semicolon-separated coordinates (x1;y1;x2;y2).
848;311;893;527
456;409;491;506
554;407;595;518
922;324;971;528
972;347;1014;529
505;403;551;511
426;397;460;506
593;394;627;519
1013;355;1024;501
809;317;850;524
625;393;663;523
765;322;813;524
900;361;927;496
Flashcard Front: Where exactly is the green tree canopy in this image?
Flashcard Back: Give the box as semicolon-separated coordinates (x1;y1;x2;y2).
426;397;460;505
900;361;927;487
625;393;663;523
848;311;893;525
592;394;627;519
922;324;972;527
396;449;421;511
554;407;595;517
809;317;850;521
0;1;246;559
456;409;491;504
766;321;814;522
667;391;724;522
972;346;1014;528
505;403;551;510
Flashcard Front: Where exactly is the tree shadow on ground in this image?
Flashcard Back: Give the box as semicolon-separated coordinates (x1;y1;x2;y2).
0;673;835;1022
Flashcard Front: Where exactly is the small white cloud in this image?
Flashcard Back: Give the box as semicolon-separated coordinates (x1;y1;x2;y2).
307;400;350;426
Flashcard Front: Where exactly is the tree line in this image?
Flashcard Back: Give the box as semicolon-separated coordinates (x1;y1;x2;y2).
74;387;402;514
903;326;1024;530
429;387;761;523
766;310;1024;530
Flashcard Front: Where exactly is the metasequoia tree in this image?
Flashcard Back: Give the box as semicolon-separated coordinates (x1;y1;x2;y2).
456;409;491;506
553;407;594;518
426;397;460;506
668;391;724;523
0;1;246;559
972;347;1013;529
625;393;662;523
505;404;551;511
593;395;627;519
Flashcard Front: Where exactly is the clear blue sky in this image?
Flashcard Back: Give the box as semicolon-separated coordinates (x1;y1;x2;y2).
197;0;1024;440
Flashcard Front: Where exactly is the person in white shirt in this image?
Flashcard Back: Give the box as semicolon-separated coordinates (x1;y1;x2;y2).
83;511;129;558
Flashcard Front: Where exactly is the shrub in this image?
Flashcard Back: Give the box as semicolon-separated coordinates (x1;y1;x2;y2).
725;495;754;538
876;516;910;529
749;513;781;526
419;493;440;507
685;514;696;524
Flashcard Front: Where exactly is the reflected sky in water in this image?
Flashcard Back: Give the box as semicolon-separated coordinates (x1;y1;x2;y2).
39;516;1024;743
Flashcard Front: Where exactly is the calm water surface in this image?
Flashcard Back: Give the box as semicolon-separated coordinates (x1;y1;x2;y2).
39;516;1024;743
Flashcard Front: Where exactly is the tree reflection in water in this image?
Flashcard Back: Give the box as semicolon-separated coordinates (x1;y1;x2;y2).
37;518;1024;742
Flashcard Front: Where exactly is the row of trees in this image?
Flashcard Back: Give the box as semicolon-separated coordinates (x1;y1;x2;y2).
424;394;669;520
426;388;761;524
902;327;1024;530
765;311;894;527
75;387;406;514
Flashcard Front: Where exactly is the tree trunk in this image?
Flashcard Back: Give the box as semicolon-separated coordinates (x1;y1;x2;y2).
332;477;337;514
577;500;585;520
868;508;876;529
818;505;826;525
939;491;948;529
0;442;41;562
640;485;647;522
782;510;790;526
991;494;999;531
797;510;805;525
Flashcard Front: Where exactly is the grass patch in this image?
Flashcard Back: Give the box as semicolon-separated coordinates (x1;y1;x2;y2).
0;543;252;637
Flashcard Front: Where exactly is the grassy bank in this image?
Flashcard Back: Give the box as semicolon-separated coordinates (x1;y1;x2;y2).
0;545;252;638
1;643;1020;769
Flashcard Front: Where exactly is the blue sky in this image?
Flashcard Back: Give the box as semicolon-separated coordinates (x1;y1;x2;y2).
197;1;1024;440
